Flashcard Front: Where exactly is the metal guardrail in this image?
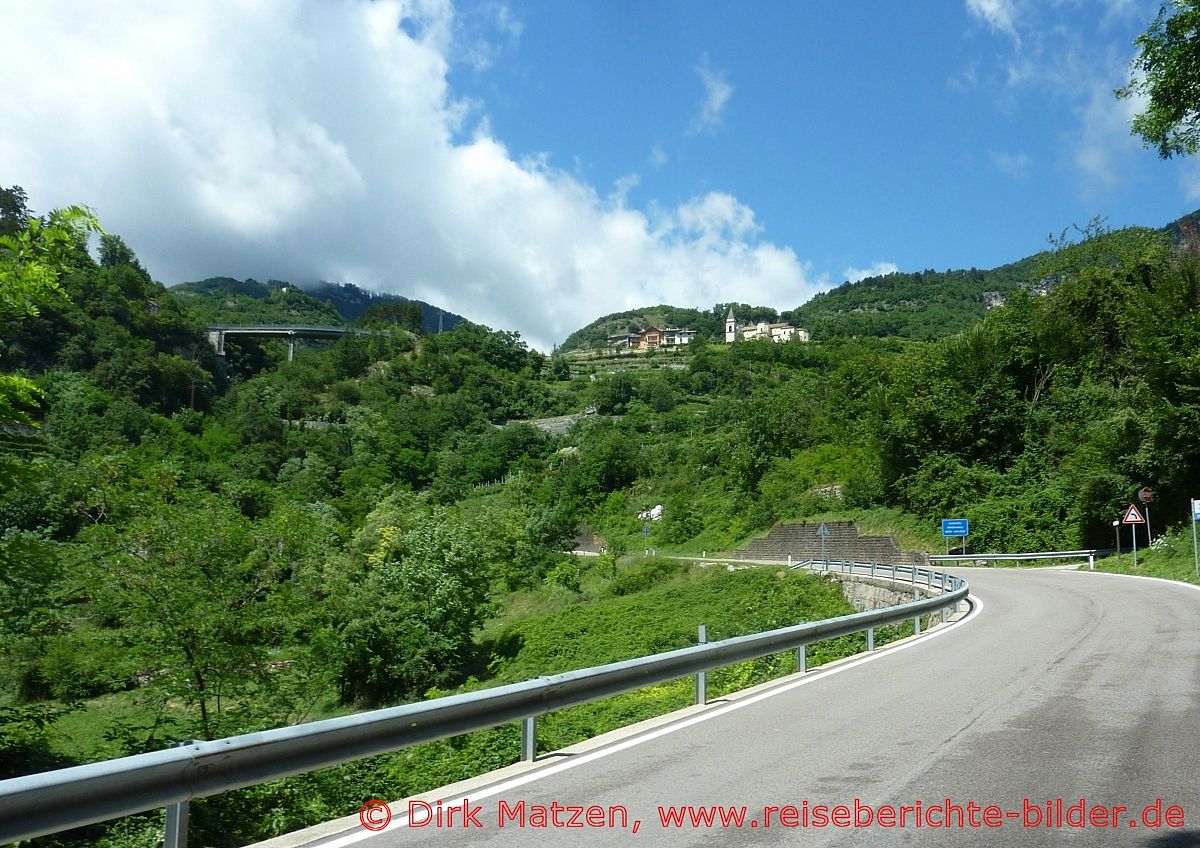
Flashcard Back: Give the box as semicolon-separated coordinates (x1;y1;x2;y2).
0;562;968;844
931;550;1098;569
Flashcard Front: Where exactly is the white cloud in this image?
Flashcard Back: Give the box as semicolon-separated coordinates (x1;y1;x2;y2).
610;173;640;206
990;150;1032;178
843;262;899;283
1182;162;1200;202
965;0;1020;43
689;55;733;135
1075;80;1144;193
0;1;821;351
648;144;668;167
454;0;523;71
946;62;979;91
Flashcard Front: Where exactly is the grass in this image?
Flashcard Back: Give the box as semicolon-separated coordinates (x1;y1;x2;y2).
798;507;944;552
1093;526;1200;586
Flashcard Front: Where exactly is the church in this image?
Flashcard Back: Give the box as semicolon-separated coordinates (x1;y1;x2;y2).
724;306;810;343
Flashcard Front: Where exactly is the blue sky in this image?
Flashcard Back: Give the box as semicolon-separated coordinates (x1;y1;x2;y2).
453;0;1197;271
3;0;1198;350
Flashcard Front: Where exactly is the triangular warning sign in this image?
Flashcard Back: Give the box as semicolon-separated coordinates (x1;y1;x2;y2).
1122;504;1146;524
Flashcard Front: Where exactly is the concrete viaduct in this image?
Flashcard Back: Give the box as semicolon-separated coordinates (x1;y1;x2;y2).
205;325;370;362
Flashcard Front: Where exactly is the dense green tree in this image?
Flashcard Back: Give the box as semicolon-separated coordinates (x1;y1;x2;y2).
78;493;266;739
336;497;490;705
0;186;30;238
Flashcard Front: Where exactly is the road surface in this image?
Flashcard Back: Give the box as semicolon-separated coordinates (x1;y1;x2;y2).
266;568;1200;847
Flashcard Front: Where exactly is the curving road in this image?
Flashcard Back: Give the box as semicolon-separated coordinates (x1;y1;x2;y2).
267;569;1200;848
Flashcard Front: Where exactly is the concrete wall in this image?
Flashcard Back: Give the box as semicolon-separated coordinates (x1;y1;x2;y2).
820;572;951;631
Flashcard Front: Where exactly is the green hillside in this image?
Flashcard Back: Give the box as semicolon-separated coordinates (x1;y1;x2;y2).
557;262;1043;352
786;257;1041;340
169;276;467;335
558;302;784;352
301;280;465;334
170;277;345;325
562;210;1200;350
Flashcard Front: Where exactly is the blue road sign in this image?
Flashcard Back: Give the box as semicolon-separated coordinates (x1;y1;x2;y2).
1192;499;1200;521
941;518;969;537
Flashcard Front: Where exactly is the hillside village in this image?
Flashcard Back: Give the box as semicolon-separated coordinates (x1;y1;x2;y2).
602;306;810;352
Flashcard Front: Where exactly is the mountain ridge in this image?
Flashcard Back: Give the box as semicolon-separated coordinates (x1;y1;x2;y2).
168;277;466;335
556;208;1200;352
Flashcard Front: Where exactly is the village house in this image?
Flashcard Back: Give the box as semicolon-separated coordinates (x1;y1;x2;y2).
637;327;697;349
724;307;810;344
662;327;697;346
604;325;698;351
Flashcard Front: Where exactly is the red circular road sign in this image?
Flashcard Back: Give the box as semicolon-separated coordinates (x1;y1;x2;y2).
1138;486;1153;504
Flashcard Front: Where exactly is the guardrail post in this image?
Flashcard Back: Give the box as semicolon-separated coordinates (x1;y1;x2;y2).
164;801;188;848
163;741;193;848
797;644;807;674
521;716;537;762
866;627;874;652
913;589;922;635
696;625;708;706
870;562;876;578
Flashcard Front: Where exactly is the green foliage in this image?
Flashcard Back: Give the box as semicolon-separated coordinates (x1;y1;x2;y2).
0;703;77;780
360;300;424;333
493;566;853;679
335;496;491;706
788;260;1039;339
170;277;344;326
0;204;102;434
8;185;1200;848
1118;0;1200;158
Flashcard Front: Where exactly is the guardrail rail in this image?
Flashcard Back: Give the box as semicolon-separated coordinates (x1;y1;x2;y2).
0;561;969;846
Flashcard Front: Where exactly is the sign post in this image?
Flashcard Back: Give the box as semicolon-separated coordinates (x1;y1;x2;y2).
816;522;829;567
1192;498;1200;576
1112;519;1121;566
941;519;969;556
1122;504;1146;567
1138;487;1153;546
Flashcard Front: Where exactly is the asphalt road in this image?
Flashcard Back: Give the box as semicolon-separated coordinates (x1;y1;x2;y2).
288;569;1200;848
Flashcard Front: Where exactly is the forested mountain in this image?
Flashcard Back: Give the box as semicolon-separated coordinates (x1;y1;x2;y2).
562;209;1200;349
5;185;1200;847
785;258;1040;339
301;280;465;333
558;263;1040;351
170;277;345;326
170;277;466;334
